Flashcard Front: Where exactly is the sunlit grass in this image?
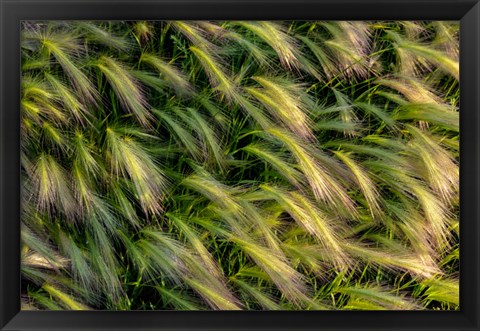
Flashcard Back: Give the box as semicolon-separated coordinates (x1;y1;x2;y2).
20;20;459;311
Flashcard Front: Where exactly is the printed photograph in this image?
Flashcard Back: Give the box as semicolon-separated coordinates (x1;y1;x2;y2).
20;21;459;310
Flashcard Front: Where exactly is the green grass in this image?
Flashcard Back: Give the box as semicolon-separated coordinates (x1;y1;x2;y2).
20;20;459;310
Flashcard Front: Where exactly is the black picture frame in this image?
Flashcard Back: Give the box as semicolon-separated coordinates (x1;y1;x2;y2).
1;0;479;330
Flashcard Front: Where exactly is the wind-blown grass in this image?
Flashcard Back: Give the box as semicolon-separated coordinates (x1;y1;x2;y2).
21;20;459;311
